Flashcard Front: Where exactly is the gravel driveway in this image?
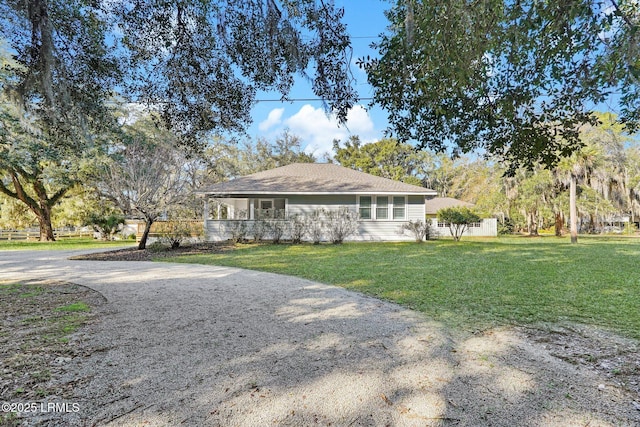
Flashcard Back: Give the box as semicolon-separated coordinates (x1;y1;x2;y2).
1;249;638;426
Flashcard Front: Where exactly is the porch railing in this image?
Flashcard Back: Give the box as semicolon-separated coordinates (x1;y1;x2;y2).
210;208;287;220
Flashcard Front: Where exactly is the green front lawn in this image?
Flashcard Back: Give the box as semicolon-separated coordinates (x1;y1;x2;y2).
0;238;134;251
164;237;640;338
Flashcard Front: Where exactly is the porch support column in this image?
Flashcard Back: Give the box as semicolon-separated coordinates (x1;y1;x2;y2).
202;196;209;240
217;203;221;220
249;199;255;220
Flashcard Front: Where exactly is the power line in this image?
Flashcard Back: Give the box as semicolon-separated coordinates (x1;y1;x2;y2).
255;97;374;102
0;98;376;106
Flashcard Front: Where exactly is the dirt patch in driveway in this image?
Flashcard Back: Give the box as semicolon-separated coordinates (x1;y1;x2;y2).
69;242;233;262
521;323;640;402
0;281;105;426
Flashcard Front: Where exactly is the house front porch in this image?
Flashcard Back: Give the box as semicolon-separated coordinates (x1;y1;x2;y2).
204;197;287;220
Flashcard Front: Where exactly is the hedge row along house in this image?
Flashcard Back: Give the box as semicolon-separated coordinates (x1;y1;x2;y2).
199;163;496;242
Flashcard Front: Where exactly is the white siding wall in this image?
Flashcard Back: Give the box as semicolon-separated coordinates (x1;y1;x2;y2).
206;220;293;242
407;195;426;220
287;195;356;215
352;221;415;241
205;220;228;242
205;219;419;242
352;195;425;241
430;218;497;238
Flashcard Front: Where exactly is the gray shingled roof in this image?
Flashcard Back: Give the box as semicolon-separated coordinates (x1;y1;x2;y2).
200;163;436;196
425;197;475;214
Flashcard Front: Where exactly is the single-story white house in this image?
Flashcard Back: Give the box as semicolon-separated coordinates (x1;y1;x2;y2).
199;163;438;242
426;196;497;237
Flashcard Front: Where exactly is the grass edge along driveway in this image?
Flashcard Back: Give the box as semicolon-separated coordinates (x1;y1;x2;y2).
163;237;640;339
0;238;134;251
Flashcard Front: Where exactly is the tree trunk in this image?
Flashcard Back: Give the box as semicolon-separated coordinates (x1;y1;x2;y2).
0;170;68;242
138;218;153;250
37;204;56;241
529;212;538;236
570;173;578;244
554;212;564;237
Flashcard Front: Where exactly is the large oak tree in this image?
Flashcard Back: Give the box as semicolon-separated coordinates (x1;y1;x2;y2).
0;99;102;240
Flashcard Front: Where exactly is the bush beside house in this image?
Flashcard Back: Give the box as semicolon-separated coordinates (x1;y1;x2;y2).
436;207;482;241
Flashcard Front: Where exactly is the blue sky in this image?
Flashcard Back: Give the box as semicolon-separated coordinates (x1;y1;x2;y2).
247;1;392;157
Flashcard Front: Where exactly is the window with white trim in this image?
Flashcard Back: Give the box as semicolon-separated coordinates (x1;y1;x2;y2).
376;196;389;219
358;195;407;221
359;196;372;219
393;196;406;220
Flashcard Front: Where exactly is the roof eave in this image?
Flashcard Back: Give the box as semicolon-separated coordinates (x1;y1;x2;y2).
199;190;437;197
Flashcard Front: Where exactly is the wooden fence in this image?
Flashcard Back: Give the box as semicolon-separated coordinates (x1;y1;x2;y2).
0;229;94;241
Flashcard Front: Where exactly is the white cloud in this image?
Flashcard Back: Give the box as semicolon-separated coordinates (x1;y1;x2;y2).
281;104;378;157
258;108;285;131
345;104;375;134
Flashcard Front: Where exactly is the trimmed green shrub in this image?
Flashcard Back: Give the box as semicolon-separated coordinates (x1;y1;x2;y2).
436;207;481;241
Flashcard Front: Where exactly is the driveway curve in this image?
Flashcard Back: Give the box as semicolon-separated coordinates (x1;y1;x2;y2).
1;249;638;426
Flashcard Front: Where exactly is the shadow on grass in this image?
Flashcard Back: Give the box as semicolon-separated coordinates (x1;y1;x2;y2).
166;239;640;339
